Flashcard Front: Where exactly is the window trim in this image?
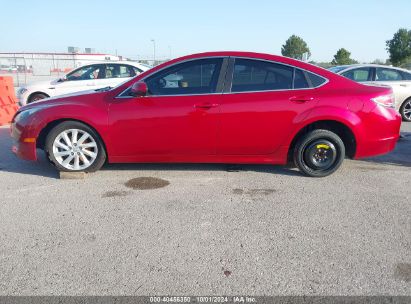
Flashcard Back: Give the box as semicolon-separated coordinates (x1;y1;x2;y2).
223;57;329;95
116;56;329;98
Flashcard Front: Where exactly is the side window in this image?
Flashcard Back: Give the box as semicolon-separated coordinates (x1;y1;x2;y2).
294;69;309;89
104;64;135;79
402;71;411;80
231;59;293;92
342;68;372;82
131;66;143;76
375;68;403;81
306;71;327;87
145;58;223;96
66;65;102;81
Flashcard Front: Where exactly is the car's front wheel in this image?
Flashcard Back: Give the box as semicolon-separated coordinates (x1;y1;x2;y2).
45;121;106;172
293;129;345;177
399;98;411;122
28;93;48;103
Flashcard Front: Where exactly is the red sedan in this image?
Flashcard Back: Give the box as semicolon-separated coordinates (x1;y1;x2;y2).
11;52;401;177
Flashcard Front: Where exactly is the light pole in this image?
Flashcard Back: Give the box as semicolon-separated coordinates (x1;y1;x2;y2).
151;39;156;65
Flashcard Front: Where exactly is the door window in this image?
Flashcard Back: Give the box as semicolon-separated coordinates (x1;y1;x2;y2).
145;58;223;96
294;69;310;89
66;65;102;81
402;71;411;80
342;68;372;82
231;59;293;92
104;64;138;79
375;68;403;81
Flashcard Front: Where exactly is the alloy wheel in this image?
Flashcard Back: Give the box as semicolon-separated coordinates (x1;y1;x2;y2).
52;129;98;171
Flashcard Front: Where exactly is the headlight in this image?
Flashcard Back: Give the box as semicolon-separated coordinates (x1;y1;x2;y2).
14;108;41;123
18;88;28;95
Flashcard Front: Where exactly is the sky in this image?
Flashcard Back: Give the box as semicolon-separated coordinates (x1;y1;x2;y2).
1;0;410;62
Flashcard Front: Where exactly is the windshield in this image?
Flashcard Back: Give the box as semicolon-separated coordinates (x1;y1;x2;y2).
327;66;349;73
66;65;102;81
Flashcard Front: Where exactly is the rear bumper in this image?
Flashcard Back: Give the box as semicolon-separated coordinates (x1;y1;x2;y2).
354;106;401;159
354;134;399;159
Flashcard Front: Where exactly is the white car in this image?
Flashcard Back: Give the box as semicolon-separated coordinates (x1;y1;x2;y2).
17;62;151;106
328;64;411;121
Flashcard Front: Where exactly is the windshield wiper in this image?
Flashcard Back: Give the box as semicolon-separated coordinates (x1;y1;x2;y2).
95;86;112;92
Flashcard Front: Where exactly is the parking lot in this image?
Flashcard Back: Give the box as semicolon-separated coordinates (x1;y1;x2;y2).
0;123;410;295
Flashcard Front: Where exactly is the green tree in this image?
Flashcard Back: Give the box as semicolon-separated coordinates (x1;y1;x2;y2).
281;35;311;60
386;28;411;66
331;48;358;65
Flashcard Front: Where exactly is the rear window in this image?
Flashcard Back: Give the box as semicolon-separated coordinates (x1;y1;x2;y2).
376;68;403;81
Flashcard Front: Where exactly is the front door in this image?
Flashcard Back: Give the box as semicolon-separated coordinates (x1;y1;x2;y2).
108;58;226;160
53;64;104;96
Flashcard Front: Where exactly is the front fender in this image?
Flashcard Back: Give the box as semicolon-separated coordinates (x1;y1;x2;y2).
30;103;110;152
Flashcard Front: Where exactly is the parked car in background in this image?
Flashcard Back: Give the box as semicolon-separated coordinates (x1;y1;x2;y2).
17;62;151;106
328;64;411;121
11;52;401;177
400;63;411;71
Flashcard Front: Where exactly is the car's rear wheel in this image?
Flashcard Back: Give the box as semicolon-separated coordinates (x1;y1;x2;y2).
399;98;411;122
45;121;106;172
28;93;48;103
293;129;345;177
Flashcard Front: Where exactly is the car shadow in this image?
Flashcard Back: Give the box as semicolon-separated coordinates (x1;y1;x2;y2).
102;162;302;176
360;132;411;168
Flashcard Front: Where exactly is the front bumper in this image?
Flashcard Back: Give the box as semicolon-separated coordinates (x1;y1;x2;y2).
10;121;38;161
16;90;29;106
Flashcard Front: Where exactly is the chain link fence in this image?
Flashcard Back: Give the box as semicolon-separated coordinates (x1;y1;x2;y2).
0;53;168;89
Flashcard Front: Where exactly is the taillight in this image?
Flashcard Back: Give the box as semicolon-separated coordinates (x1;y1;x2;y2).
371;93;395;108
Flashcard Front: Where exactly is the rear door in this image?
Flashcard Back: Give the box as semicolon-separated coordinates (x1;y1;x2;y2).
218;58;326;155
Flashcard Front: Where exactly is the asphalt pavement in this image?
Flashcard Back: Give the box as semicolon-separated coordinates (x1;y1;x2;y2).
0;123;410;295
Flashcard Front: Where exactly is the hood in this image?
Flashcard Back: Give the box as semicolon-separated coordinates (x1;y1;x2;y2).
23;78;60;89
19;89;103;111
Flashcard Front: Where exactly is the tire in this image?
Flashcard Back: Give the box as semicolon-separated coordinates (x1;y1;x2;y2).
399;98;411;122
45;121;106;172
28;93;48;103
293;129;345;177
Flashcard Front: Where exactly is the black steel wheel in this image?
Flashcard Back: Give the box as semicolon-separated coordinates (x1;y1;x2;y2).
294;129;345;177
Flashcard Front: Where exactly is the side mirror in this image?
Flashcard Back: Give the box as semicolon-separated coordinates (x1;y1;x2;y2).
130;81;148;97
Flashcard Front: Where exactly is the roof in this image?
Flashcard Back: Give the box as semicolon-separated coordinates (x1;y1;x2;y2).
330;64;411;74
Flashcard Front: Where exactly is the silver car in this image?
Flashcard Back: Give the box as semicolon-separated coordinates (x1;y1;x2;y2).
328;64;411;121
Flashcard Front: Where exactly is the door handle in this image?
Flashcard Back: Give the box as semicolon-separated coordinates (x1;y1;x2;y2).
86;82;96;86
289;96;315;103
400;84;408;87
194;103;219;109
